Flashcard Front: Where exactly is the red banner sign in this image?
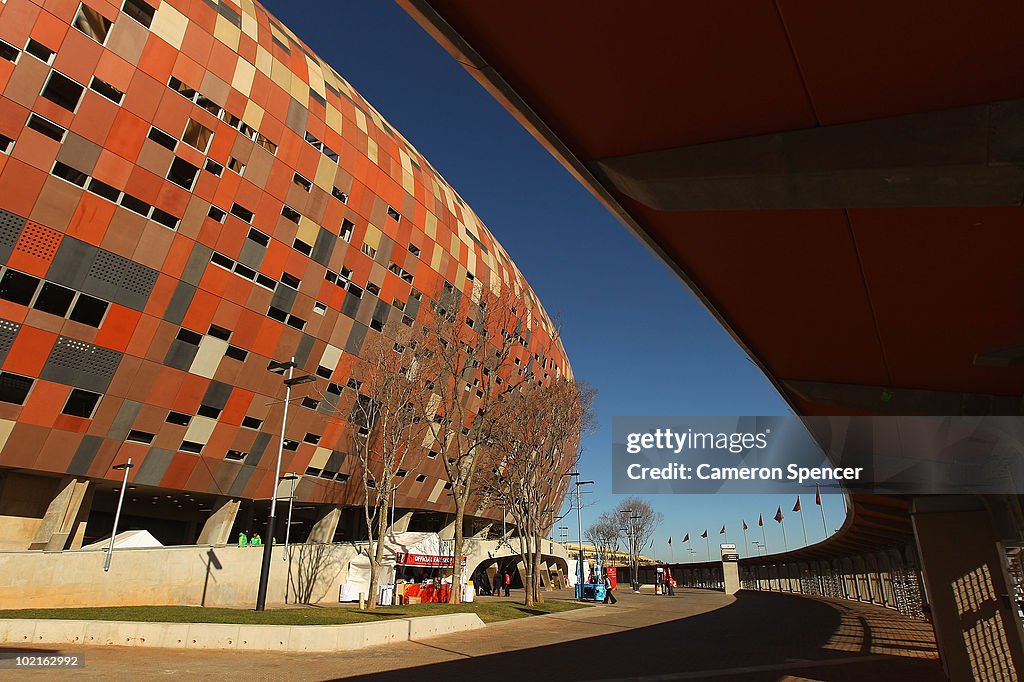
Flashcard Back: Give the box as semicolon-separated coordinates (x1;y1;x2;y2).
397;553;466;568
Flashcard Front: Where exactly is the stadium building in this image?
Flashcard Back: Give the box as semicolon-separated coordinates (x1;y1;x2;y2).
0;0;570;564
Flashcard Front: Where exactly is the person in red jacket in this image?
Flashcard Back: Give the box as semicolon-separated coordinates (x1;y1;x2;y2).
503;571;511;597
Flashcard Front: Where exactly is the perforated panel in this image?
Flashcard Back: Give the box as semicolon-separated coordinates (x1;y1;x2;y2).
88;251;128;288
0;319;19;356
41;336;122;392
0;210;25;249
14;222;62;261
122;261;158;296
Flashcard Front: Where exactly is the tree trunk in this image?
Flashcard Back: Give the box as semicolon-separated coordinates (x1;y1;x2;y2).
532;544;544;604
448;504;465;603
366;499;389;609
523;535;535;607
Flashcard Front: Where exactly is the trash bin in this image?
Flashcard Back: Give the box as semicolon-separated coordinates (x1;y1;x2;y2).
378;585;394;606
594;584;606;602
462;583;475;602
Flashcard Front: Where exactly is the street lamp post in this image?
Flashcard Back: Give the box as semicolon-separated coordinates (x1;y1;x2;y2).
563;471;592;599
280;473;298;603
103;458;134;572
619;509;642;591
256;359;315;612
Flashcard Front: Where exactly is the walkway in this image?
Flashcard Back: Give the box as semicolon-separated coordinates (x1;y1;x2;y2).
0;589;943;681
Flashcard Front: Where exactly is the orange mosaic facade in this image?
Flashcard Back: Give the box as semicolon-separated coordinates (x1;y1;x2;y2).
0;0;569;539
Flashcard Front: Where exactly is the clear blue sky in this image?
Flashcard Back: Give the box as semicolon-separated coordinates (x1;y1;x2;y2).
264;0;848;561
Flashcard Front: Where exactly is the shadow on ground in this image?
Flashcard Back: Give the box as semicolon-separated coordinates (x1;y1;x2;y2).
335;591;943;682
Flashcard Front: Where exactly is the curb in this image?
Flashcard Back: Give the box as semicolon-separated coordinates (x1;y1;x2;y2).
0;613;483;652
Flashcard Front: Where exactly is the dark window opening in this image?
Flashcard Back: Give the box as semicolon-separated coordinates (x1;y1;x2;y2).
255;274;276;290
167;76;196;100
292;238;312;256
122;0;156;28
62;388;101;418
175;328;202;345
292;173;311;191
89;77;123;104
165;411;191;426
408;243;421;257
25;39;54;63
151;208;179;230
87;177;120;201
336;473;351;483
227;157;245;174
51;161;87;187
225;345;247;361
369;319;383;332
126;429;154;444
0;372;33;405
225;450;246;461
281;205;300;223
386;206;400;221
68;294;107;326
33;282;75;316
267;306;287;322
210;252;234;269
73;5;112;43
415;474;426;483
246;228;269;246
0;40;18;63
204;159;223;176
283;439;299;451
286;314;306;330
327;382;342;395
207;324;231;341
300;397;319;410
332;187;348;203
316;365;332;379
27;114;65;142
0;270;39;305
119;193;151;216
241;416;263;429
339;219;354;242
230;203;253;223
41;71;84;112
208;206;227;223
147;126;176;150
233;261;256;280
303;432;320;444
280;272;300;289
179;440;204;454
167;157;199;190
197;404;221;419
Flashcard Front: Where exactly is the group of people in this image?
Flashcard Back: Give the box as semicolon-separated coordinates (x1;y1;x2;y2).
472;569;512;597
236;531;262;547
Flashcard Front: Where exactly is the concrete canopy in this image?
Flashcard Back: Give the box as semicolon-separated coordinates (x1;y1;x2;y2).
398;0;1024;556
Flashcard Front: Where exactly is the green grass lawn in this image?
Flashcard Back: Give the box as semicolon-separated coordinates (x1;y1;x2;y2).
0;599;589;626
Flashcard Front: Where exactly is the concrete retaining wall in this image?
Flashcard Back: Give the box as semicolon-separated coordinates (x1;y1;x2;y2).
0;613;483;651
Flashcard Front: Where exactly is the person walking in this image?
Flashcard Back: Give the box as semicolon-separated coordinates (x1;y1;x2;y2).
603;570;617;605
238;531;248;548
503;571;511;597
492;570;502;597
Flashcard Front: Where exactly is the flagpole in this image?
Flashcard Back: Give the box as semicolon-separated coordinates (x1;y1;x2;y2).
742;525;749;558
781;519;788;551
705;534;709;561
817;486;828;539
800;507;808;546
761;517;767;555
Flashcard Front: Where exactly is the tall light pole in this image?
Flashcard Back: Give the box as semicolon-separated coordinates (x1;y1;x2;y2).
281;473;298;603
103;458;134;572
256;359;315;612
619;509;642;590
563;471;592;599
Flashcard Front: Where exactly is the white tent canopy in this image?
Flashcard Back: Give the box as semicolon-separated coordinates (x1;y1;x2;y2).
82;529;163;550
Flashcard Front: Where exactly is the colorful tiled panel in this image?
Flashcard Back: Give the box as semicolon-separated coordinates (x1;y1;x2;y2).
0;0;569;518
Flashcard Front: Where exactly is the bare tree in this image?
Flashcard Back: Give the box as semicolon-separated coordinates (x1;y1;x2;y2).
618;496;663;590
482;379;596;606
412;284;524;603
349;333;422;609
585;511;623;562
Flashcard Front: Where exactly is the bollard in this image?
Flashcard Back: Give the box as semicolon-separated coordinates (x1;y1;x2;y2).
359;592;365;610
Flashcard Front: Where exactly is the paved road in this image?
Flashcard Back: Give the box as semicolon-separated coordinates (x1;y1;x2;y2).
0;589;943;681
